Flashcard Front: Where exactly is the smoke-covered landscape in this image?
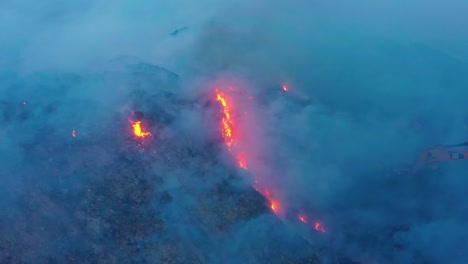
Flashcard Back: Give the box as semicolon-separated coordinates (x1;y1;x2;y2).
1;1;468;263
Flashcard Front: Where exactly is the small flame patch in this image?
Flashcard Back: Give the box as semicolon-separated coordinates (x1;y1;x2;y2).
315;222;326;233
130;120;151;138
299;215;307;223
270;201;279;214
236;153;248;169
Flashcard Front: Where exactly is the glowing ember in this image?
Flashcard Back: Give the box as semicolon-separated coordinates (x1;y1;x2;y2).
130;120;151;138
315;222;326;233
262;189;281;215
72;130;76;138
299;214;326;233
270;201;279;214
299;215;307;223
237;153;248;169
213;87;325;233
214;89;281;215
215;89;234;147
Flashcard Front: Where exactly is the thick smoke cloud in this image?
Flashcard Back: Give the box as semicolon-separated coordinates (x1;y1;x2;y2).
1;0;468;263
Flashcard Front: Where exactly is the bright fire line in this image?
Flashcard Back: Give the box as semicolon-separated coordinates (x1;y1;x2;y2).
214;87;325;233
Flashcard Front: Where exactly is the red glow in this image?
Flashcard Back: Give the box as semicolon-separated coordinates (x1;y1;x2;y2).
299;215;307;223
262;189;282;215
315;222;326;233
215;85;325;232
215;89;234;148
72;130;76;138
299;214;326;233
130;120;151;138
213;87;325;231
236;153;248;169
214;88;282;216
270;201;279;214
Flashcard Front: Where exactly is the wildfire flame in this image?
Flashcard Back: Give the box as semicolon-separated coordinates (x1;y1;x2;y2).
237;153;248;169
130;120;151;138
262;189;281;215
298;215;326;232
215;89;234;148
299;215;307;223
315;222;326;233
270;201;279;214
215;88;281;214
214;86;325;233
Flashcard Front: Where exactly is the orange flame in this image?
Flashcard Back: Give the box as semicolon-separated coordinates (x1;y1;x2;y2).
130;120;151;138
263;189;281;215
213;86;326;233
215;89;234;147
214;88;282;215
270;201;279;214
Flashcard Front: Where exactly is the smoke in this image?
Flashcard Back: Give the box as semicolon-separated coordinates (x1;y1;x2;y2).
1;0;468;263
185;1;468;263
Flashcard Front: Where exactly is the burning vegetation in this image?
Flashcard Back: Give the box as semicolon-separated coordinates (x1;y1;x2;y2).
215;89;234;148
0;64;330;264
130;120;152;138
130;111;153;139
214;86;325;233
125;111;155;153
